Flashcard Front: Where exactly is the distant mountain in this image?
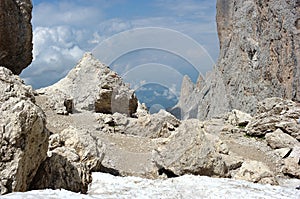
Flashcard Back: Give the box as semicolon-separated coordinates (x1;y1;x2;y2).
135;83;178;113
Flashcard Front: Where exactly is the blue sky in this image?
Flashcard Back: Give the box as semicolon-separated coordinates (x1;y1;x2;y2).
21;0;219;90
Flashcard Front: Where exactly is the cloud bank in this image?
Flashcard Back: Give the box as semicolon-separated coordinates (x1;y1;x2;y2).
21;0;218;89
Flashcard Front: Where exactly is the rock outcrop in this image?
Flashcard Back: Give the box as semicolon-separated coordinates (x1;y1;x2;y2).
233;160;277;184
246;97;300;140
30;127;106;193
96;110;181;138
174;0;300;120
38;53;138;116
0;0;33;74
153;119;228;177
0;67;49;194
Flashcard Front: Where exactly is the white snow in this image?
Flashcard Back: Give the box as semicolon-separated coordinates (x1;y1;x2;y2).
2;173;300;199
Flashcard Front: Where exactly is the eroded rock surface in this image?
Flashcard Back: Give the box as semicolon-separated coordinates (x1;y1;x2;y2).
246;97;300;139
0;0;33;74
38;53;138;116
233;160;277;185
96;110;181;138
174;0;300;120
153;119;228;177
0;67;49;194
30;127;105;193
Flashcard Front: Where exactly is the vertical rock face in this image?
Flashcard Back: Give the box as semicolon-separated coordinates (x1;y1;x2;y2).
176;0;300;119
215;0;300;111
170;76;196;119
0;67;49;194
0;0;33;75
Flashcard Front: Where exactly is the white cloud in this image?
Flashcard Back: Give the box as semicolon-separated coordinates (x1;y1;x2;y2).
22;0;218;89
33;1;104;27
20;26;86;87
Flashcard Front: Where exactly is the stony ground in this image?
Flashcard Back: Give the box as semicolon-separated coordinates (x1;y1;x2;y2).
35;94;300;186
35;94;158;177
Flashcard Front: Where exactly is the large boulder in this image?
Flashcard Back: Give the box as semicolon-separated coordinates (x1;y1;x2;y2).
0;0;33;74
233;160;277;185
38;53;138;116
152;119;228;177
30;127;106;193
0;67;49;194
282;146;300;179
175;0;300;120
265;129;298;149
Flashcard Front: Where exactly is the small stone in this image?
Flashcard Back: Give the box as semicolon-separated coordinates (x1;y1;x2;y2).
265;129;298;149
234;160;277;185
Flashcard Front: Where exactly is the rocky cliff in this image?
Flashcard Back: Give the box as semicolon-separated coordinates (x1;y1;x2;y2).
0;0;33;74
175;0;300;120
1;0;300;197
0;67;49;194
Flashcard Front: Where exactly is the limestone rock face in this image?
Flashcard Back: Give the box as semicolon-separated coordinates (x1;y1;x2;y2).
175;0;300;119
233;161;277;185
0;0;33;74
30;127;106;193
170;75;197;119
0;67;49;194
38;53;138;116
153;119;228;177
246;98;300;139
282;146;300;178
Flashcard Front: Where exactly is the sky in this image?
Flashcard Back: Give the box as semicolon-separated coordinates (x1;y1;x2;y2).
20;0;219;111
20;0;219;89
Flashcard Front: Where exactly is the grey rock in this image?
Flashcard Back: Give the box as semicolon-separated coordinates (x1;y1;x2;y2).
246;98;300;138
0;0;32;74
175;0;300;119
274;148;293;159
96;109;181;138
220;154;243;171
0;67;49;194
30;127;106;193
282;157;300;179
234;160;278;185
38;53;138;116
227;109;252;126
289;145;300;159
265;129;298;149
170;75;197;120
152;119;228;177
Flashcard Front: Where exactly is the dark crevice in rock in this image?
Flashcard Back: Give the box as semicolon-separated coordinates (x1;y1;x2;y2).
99;165;120;176
283;148;293;159
158;168;179;178
248;49;257;60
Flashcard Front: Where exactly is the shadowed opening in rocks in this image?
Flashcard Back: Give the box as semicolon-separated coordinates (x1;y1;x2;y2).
158;167;179;178
99;165;120;176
